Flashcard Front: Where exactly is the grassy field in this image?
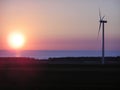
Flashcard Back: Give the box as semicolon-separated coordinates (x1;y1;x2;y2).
0;57;120;90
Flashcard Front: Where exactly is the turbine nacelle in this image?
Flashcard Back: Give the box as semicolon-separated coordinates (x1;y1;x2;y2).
99;20;107;23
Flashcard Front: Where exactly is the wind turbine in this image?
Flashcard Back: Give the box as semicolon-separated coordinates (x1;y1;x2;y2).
98;9;107;64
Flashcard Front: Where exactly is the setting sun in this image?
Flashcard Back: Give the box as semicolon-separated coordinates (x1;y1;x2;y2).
8;32;25;49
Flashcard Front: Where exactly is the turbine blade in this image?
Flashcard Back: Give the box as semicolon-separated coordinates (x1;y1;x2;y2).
99;8;102;20
101;16;105;20
97;22;102;39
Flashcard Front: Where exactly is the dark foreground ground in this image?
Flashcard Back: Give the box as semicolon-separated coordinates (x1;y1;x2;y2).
0;57;120;90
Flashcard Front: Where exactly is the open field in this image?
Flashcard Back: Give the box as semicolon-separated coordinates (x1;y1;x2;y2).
0;57;120;89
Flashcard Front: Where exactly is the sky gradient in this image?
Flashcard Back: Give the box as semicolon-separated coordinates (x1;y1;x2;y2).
0;0;120;50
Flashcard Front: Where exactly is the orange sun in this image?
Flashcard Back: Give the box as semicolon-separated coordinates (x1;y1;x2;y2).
8;32;25;49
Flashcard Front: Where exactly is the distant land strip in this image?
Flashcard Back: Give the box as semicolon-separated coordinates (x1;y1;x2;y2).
0;56;120;64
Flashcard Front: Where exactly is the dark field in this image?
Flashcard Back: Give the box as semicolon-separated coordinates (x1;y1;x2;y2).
0;57;120;90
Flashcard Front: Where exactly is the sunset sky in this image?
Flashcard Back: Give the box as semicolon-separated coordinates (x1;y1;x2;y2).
0;0;120;50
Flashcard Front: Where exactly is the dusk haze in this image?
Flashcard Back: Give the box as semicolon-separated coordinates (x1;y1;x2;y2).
0;0;120;51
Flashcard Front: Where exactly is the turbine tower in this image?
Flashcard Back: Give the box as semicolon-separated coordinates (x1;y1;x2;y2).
98;9;107;64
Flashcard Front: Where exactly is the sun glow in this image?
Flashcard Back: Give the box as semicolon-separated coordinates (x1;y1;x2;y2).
8;32;25;49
